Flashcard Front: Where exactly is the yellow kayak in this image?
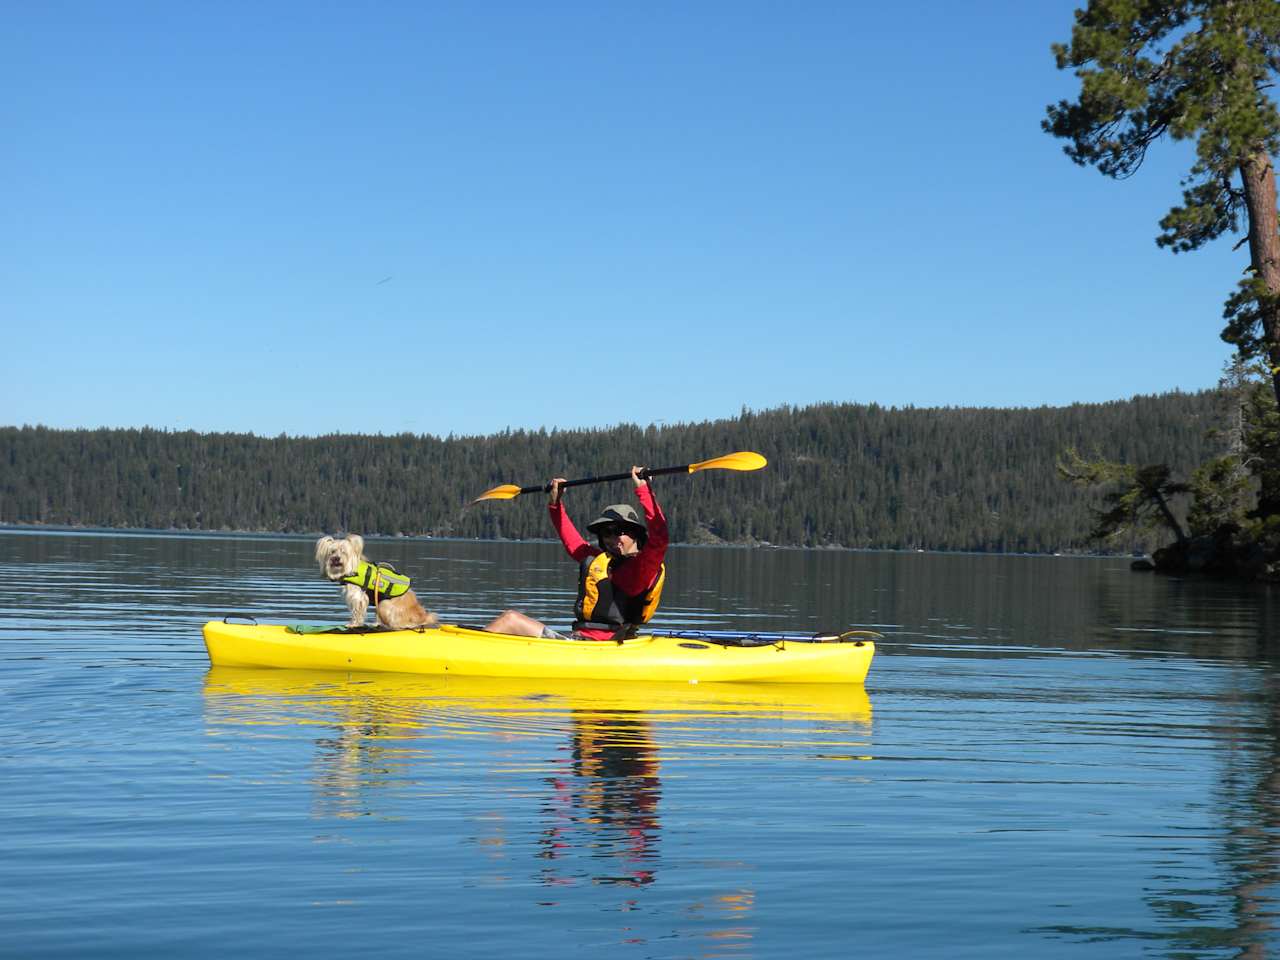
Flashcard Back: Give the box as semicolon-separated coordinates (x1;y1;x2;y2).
201;620;876;684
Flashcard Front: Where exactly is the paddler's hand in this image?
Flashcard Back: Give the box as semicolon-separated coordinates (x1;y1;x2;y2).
548;478;567;506
631;465;647;488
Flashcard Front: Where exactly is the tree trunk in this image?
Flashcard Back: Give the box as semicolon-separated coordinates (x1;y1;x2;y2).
1239;151;1280;409
1153;489;1188;544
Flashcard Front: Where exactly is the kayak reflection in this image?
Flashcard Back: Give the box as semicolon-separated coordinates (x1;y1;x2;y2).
539;708;662;888
202;669;873;887
201;668;874;727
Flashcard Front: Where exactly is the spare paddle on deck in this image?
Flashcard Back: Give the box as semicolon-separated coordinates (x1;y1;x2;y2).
472;451;767;503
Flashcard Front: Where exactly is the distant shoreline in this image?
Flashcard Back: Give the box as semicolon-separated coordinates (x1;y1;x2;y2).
0;522;1121;559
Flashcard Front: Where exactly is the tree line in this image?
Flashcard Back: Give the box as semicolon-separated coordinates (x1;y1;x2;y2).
1;391;1223;553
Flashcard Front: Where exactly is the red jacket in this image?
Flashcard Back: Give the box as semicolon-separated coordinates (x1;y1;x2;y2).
548;484;669;639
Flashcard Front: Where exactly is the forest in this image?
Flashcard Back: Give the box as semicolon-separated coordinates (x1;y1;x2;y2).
1;391;1224;554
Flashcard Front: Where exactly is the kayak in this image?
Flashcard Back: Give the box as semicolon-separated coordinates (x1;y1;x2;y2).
201;620;877;684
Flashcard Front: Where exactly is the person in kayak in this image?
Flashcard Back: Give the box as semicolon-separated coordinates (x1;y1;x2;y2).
484;465;669;640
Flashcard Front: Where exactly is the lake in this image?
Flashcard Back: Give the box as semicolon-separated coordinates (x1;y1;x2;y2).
3;528;1279;958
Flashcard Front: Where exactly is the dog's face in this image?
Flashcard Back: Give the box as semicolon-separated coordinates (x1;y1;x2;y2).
315;534;364;581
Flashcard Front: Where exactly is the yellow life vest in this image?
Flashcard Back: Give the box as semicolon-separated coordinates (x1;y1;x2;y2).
341;560;412;604
574;552;665;630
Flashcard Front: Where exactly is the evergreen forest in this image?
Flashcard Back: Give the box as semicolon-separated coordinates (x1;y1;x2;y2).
1;392;1224;554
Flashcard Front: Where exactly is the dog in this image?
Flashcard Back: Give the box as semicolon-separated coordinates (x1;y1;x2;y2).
314;534;438;630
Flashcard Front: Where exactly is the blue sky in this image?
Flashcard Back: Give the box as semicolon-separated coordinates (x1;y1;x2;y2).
2;2;1244;438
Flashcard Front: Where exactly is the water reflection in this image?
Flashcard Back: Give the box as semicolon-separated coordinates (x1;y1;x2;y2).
1175;675;1280;958
202;669;872;891
1014;670;1280;958
308;698;425;821
538;710;661;888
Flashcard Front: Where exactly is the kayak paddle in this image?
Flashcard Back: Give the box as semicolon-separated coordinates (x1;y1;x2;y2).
472;451;767;503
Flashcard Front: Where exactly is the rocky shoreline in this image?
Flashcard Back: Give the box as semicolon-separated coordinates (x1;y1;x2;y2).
1132;529;1280;582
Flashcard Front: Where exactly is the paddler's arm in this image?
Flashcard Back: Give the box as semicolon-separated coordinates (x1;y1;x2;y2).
634;471;668;555
612;467;668;593
547;477;595;562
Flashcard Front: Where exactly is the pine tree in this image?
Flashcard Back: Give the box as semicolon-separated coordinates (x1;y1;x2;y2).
1044;1;1280;411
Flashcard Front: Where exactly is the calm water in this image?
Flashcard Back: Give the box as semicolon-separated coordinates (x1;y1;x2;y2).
4;529;1280;959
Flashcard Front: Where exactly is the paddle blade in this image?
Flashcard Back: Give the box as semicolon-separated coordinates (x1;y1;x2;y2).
688;451;768;474
472;483;523;503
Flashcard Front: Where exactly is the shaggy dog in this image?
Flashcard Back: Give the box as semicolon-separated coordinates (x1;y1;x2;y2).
315;534;437;630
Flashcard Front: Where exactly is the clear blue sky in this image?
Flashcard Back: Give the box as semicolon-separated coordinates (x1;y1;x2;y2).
2;2;1243;439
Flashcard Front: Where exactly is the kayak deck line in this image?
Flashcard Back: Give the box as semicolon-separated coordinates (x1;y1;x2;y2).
201;619;877;685
270;619;880;649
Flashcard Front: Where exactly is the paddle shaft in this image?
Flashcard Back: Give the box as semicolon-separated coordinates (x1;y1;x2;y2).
513;464;689;496
473;451;765;502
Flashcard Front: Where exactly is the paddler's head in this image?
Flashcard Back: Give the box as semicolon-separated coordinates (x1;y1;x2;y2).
587;504;647;557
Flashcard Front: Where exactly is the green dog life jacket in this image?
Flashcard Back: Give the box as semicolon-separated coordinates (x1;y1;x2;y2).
341;561;412;603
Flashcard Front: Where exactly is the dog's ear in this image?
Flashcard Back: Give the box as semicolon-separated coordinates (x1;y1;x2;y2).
348;534;365;557
315;536;334;563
